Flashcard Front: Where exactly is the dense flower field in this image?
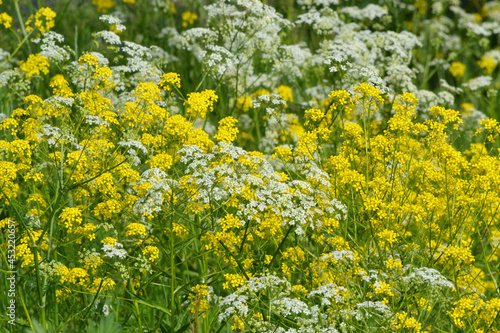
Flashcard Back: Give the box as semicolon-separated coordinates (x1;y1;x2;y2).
1;0;500;332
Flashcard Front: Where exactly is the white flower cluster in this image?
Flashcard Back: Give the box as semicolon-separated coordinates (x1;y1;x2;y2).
99;15;126;32
400;266;455;289
308;283;347;305
131;168;178;222
462;76;492;91
340;4;388;21
179;142;347;235
34;32;69;62
102;242;127;259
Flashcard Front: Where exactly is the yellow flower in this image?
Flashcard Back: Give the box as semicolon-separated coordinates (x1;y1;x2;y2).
184;90;218;119
218;214;241;232
214;116;239;142
477;55;498;74
0;12;12;29
26;7;56;34
272;146;293;162
223;273;247;289
125;223;147;237
50;75;74;98
20;54;50;78
92;0;115;13
182;11;198;27
188;284;211;316
172;223;189;239
59;207;83;231
449;61;465;78
373;281;394;296
159;73;181;93
61;268;89;286
142;245;160;262
236;96;253;112
393;311;423;332
78;54;99;68
149;152;173;171
276;85;293;103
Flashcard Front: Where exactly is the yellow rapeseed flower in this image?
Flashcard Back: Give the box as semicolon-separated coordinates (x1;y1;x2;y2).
0;12;12;29
182;11;198;27
184;90;218;119
20;54;50;78
214;116;239;142
449;61;465;77
92;0;115;13
26;7;56;34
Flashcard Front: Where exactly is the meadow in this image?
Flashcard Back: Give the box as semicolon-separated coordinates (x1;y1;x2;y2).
1;0;500;332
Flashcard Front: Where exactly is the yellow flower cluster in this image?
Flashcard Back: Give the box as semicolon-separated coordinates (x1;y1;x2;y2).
184;90;218;119
449;61;466;77
159;72;181;93
0;12;12;29
188;284;211;317
142;245;160;262
92;0;115;13
182;11;198;27
223;273;246;289
26;7;56;34
236;96;253;112
477;55;498;74
20;54;50;78
214;116;239;142
276;85;293;103
50;75;74;98
59;207;83;231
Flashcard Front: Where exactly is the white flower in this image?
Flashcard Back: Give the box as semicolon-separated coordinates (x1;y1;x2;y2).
99;15;126;32
102;242;128;259
463;76;492;91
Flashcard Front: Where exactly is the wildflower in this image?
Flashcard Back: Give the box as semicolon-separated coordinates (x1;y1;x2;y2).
462;76;492;91
50;75;74;98
477;54;498;74
159;73;181;93
393;311;423;332
163;114;192;140
449;61;466;77
0;12;12;29
276;85;293;103
149;153;173;171
188;284;212;317
59;207;83;231
142;245;160;262
304;108;324;124
218;214;241;232
172;223;189;239
236;96;253;112
125;223;147;237
223;274;246;289
214;117;239;142
448;295;484;329
184;90;218;119
26;7;56;34
92;0;115;13
99;15;126;32
61;267;89;286
272;146;293;162
19;54;50;78
182;11;198;27
102;241;127;259
442;245;475;267
373;281;394;297
78;53;99;69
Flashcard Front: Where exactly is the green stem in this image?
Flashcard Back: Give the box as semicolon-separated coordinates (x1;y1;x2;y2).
14;0;32;54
